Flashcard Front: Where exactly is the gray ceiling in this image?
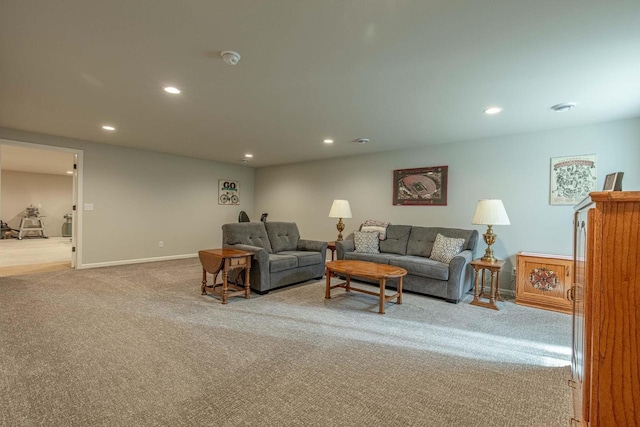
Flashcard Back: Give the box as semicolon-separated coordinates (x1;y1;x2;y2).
1;1;639;168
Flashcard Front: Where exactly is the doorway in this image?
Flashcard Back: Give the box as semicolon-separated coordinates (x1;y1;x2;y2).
0;140;83;276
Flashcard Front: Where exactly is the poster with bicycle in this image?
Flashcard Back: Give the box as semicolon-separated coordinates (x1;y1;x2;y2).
549;154;597;205
219;180;240;205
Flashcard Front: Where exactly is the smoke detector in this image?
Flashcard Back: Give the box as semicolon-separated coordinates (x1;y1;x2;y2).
221;50;241;65
551;102;576;112
354;138;369;144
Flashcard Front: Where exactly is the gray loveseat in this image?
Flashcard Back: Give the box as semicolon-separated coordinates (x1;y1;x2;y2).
222;222;327;294
336;225;478;303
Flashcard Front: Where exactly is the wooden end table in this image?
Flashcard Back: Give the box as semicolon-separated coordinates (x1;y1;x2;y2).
327;241;337;261
470;258;506;310
198;248;253;304
325;260;407;314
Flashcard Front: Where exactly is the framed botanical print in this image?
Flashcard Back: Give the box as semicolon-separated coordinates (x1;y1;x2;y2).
550;155;597;205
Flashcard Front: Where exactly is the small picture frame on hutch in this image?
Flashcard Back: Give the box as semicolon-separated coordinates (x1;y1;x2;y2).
602;172;623;191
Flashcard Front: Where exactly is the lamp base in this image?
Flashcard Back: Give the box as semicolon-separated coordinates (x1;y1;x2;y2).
481;225;498;263
336;218;345;241
481;253;498;264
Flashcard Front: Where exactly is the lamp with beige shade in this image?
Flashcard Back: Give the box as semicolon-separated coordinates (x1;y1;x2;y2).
328;199;352;241
471;199;510;263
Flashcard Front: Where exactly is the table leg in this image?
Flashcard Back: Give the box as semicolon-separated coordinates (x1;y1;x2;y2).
201;268;207;295
472;266;480;303
479;268;486;298
379;278;386;314
325;267;331;299
346;274;351;292
495;270;504;302
489;270;497;308
397;277;403;305
222;269;229;304
244;259;251;299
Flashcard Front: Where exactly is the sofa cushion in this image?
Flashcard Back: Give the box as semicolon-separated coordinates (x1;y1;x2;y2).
264;222;300;253
379;225;411;255
222;222;273;253
429;233;465;263
407;227;477;257
361;219;390;240
343;252;403;264
268;253;298;273
354;231;380;253
278;251;322;267
390;256;450;281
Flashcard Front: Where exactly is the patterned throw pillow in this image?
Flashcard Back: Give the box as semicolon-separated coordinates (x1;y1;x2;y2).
354;231;380;254
361;219;390;240
429;233;465;263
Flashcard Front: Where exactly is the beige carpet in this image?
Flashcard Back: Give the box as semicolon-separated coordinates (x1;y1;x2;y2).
0;259;572;426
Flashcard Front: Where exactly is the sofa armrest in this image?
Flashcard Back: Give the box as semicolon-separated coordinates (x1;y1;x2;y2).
446;250;474;302
297;239;328;264
336;239;355;260
223;243;268;262
297;239;327;253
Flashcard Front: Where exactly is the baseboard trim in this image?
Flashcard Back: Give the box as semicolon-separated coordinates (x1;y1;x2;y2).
79;253;198;269
500;288;515;297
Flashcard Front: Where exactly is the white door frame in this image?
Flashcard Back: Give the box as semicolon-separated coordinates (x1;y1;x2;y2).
0;138;84;268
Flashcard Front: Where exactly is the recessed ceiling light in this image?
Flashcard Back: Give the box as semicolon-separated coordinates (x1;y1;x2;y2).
551;102;577;112
244;153;253;158
102;125;116;131
164;86;181;94
323;139;334;144
483;107;503;115
66;171;73;174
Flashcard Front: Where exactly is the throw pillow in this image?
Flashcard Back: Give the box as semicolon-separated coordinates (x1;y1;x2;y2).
429;233;465;263
361;219;390;240
354;231;380;254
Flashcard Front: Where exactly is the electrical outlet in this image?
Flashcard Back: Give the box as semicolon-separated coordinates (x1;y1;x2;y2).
159;241;164;248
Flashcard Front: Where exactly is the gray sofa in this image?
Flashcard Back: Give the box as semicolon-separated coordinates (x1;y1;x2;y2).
222;222;327;294
336;225;479;303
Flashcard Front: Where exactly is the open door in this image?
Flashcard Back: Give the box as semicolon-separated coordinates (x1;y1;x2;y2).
71;154;78;268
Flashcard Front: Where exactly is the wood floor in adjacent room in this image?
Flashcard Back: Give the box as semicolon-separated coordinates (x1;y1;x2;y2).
0;237;72;277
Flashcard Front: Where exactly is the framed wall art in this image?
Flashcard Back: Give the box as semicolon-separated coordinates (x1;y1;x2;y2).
602;172;623;191
219;180;240;205
549;155;597;205
393;166;448;206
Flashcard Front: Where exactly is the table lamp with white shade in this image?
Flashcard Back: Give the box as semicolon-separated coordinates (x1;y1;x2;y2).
471;199;510;263
328;199;352;241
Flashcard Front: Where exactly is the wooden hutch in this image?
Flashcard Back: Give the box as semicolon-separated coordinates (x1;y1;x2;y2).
570;191;640;426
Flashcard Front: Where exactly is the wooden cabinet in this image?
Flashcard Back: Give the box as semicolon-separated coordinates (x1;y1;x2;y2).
570;191;640;426
516;252;572;314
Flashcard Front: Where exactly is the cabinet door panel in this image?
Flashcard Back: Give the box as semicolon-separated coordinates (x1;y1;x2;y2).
516;253;573;313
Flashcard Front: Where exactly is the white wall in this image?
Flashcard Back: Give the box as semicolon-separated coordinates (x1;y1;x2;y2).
1;170;73;237
0;128;254;267
254;117;640;291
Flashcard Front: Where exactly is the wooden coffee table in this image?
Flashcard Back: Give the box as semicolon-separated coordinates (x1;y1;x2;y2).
198;248;253;304
325;260;407;314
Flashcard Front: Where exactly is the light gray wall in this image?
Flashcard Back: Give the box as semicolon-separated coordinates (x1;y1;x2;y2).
0;128;254;266
1;170;73;237
254;117;640;291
